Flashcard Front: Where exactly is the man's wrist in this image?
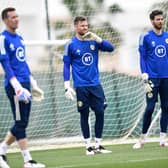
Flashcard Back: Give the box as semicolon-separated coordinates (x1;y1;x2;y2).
141;73;148;82
10;77;22;92
64;81;70;89
96;37;102;43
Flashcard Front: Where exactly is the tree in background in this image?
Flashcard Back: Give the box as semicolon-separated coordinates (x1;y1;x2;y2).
151;1;168;31
54;0;123;48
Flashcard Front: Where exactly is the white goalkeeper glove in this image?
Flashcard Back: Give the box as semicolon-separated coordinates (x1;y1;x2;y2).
10;77;31;104
141;73;154;93
82;31;102;43
30;76;44;102
64;81;76;101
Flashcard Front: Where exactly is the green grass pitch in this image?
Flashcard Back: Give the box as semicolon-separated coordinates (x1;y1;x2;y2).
7;142;168;168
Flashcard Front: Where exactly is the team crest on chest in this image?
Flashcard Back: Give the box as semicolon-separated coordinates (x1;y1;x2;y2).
90;44;95;50
165;38;168;44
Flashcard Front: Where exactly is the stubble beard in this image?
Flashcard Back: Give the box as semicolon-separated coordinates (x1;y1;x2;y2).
154;24;163;30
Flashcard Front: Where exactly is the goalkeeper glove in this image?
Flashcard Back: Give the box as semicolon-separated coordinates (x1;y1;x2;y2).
30;76;44;102
141;73;154;93
82;31;102;43
10;77;31;104
64;81;76;101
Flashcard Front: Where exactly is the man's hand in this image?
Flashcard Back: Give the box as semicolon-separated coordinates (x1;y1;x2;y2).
141;73;154;93
16;88;32;103
10;77;31;103
64;81;76;101
30;76;44;102
82;31;102;43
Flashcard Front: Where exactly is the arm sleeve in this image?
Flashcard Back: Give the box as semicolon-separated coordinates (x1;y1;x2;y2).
63;62;70;81
139;34;147;73
0;35;15;80
0;35;8;61
0;59;15;80
62;41;72;81
98;39;114;52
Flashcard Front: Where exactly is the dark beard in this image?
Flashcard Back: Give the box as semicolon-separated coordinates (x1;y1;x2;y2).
78;32;85;36
154;24;162;30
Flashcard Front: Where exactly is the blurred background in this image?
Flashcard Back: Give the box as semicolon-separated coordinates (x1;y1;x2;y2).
0;0;164;73
0;0;167;147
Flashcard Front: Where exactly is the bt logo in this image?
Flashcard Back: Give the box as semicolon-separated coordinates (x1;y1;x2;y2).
155;45;166;57
16;47;26;62
82;53;93;66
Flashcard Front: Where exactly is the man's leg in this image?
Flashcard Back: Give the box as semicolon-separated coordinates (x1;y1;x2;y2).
159;78;168;146
0;132;15;168
133;79;158;149
90;85;111;154
80;110;95;155
76;87;95;155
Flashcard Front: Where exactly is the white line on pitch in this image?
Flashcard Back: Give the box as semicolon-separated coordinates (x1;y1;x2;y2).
47;162;100;168
47;156;168;168
126;156;168;163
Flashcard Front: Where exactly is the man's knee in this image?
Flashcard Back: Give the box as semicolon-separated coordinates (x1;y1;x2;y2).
10;121;28;140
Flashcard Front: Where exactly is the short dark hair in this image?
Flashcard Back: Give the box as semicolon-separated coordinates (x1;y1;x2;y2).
1;7;16;20
149;10;163;20
73;16;87;25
